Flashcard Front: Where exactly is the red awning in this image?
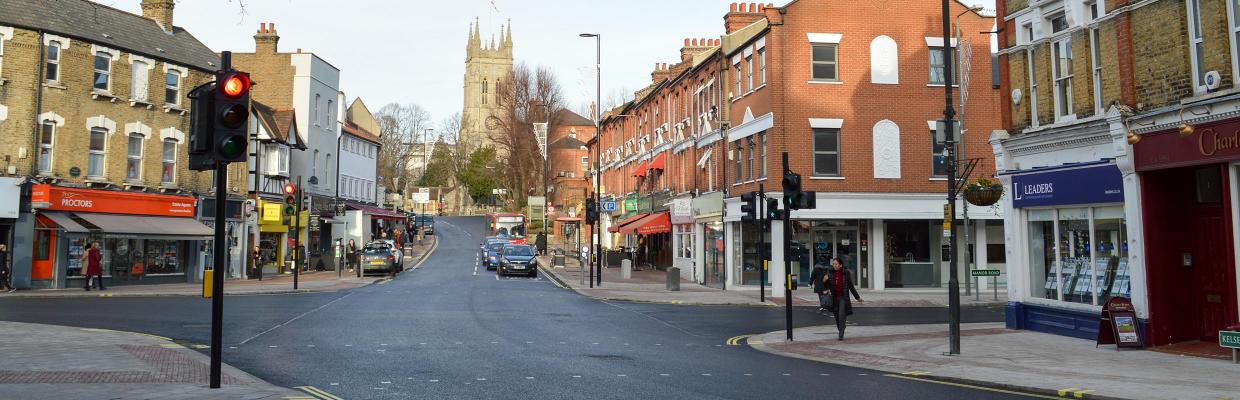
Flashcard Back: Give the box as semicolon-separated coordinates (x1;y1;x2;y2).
648;153;666;171
607;213;648;233
346;202;405;221
621;212;671;235
633;162;648;178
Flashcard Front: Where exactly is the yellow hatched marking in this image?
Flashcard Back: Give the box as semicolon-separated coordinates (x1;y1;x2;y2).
295;386;345;400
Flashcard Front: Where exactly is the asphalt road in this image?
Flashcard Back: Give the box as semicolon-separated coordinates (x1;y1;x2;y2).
0;216;1026;399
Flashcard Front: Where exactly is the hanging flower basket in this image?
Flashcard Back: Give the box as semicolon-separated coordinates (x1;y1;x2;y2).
964;178;1004;207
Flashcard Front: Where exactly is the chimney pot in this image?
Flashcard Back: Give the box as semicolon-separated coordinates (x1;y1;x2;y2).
749;3;756;12
685;38;691;46
270;23;276;34
758;4;764;11
730;2;738;12
259;22;266;33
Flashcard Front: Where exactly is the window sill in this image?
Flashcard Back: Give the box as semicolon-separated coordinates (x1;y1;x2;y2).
926;84;960;88
43;82;67;90
159;182;178;190
808;80;843;85
1053;113;1078;124
91;90;120;103
85;176;109;184
929;177;948;181
0;78;7;86
809;176;845;180
129;99;154;109
163;103;186;115
123;179;146;186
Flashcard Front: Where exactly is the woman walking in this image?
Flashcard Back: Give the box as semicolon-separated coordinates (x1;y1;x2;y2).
825;258;861;340
82;242;105;291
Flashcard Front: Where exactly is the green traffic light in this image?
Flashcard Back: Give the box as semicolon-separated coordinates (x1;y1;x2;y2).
218;135;245;159
283;205;296;216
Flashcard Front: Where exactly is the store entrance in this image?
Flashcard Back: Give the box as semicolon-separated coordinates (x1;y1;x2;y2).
805;228;861;288
1143;164;1238;345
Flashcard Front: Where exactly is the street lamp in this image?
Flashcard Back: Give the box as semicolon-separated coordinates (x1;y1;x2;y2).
941;0;962;355
580;32;601;288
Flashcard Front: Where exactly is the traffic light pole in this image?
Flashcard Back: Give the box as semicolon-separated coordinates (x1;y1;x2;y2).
782;153;793;341
758;183;766;303
941;0;962;355
293;175;302;291
207;52;232;390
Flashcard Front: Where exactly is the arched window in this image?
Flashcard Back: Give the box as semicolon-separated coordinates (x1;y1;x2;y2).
482;79;488;104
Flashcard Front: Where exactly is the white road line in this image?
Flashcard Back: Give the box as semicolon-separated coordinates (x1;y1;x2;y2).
525;376;534;380
237;292;354;345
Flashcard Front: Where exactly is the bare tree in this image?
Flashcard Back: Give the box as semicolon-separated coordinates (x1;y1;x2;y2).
374;102;431;198
490;63;567;210
576;86;632;120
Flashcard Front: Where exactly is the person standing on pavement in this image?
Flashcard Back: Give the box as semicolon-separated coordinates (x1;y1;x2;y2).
0;244;12;292
809;262;830;314
535;232;547;256
83;241;105;291
347;239;359;271
826;258;861;340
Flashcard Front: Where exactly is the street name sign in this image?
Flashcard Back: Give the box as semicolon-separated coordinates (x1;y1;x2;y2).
970;269;1001;277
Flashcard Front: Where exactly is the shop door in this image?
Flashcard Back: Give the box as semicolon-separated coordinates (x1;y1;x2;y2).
1186;166;1237;342
810;229;862;288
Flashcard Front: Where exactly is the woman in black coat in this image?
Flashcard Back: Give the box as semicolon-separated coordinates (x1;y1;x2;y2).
825;258;863;340
808;263;830;313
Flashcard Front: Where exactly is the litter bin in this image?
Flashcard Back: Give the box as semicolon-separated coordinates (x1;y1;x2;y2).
666;266;681;291
553;254;565;268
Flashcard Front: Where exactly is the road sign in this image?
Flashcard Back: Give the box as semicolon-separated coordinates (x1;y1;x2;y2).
601;200;617;212
411;192;430;204
1221;331;1240;349
970;269;1001;277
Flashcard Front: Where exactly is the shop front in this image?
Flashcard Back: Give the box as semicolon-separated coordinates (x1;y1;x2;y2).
670;197;695;278
28;184;211;288
1134;118;1240;347
346;202;405;243
692;192;725;288
198;197;247;279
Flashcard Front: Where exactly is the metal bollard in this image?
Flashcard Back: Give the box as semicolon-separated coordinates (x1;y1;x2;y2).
667;267;681;291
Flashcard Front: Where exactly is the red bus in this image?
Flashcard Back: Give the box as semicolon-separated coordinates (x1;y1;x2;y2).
488;213;528;244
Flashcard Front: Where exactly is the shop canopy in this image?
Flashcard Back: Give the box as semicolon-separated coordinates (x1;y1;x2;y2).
607;213;648;233
346;202;405;221
648;153;666;172
632;162;648;178
42;212;213;239
620;212;671;235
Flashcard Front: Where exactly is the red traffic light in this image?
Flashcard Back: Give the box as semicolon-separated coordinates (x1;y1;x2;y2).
219;72;251;99
283;183;296;195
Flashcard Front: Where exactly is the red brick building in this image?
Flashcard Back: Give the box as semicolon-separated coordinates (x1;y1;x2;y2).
595;1;1002;294
546;109;596;246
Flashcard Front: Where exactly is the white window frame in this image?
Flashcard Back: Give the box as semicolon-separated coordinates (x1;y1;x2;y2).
745;52;754;92
0;27;10;79
126;133;144;181
1051;37;1075;121
39;120;56;174
1027;47;1040;128
88;127;108;178
1187;0;1208;93
161;139;177;184
313;94;321;126
45;41;62;83
92;46;119;93
163;64;188;106
812;128;842;177
129;55;154;102
758;47;766;86
733;57;742;97
1089;27;1104;115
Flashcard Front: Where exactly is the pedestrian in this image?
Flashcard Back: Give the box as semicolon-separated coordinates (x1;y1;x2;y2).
535;232;547;256
347;239;358;271
82;241;105;291
809;262;830;313
0;244;12;292
252;244;263;277
825;258;861;340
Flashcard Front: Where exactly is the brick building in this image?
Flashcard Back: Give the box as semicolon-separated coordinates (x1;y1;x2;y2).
0;0;250;289
993;0;1240;347
595;1;1002;294
546;109;596;247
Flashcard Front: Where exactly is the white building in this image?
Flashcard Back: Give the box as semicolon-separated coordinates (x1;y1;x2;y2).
335;98;387;246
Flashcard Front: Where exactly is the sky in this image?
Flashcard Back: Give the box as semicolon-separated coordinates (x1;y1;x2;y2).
108;0;996;129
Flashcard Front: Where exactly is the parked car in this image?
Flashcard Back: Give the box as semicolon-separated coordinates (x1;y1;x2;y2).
481;240;506;271
361;244;399;275
498;244;538;277
416;215;435;235
370;240;403;272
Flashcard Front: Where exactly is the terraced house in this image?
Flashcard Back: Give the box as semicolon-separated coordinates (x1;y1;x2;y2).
993;0;1240;348
0;0;247;289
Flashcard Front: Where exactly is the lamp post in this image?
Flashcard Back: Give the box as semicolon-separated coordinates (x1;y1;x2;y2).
941;0;961;355
580;32;601;288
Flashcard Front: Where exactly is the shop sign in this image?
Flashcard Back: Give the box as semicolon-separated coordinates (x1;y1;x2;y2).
31;184;195;217
624;194;637;213
671;198;693;224
261;203;283;223
1135;119;1240;171
1097;297;1142;349
0;177;21;218
1010;164;1123;208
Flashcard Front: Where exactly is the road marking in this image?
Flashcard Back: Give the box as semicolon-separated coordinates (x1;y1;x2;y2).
191;344;209;349
744;373;753;376
429;379;439;383
525;376;534;380
294;386;344;400
885;374;1059;399
701;373;712;376
903;371;931;377
782;373;791;376
380;381;391;384
307;345;315;348
475;378;487;381
159;344;184;349
617;374;627;377
238;292;355;345
571;375;581;378
726;335;751;346
268;345;278;348
1058;388;1095;398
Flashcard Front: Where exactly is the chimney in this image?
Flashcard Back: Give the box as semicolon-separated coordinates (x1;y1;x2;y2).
254;23;280;54
140;0;176;32
680;37;715;62
725;2;768;34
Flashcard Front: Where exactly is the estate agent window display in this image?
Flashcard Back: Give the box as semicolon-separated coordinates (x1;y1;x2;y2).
1027;206;1130;307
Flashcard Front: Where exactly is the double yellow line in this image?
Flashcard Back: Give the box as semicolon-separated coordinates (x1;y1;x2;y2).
726;335;751;346
293;386;344;400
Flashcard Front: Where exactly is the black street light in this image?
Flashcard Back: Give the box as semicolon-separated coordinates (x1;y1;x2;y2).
940;0;962;355
580;33;601;288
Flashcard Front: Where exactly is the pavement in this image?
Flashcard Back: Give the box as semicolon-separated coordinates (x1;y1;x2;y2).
0;320;303;400
749;322;1240;400
0;237;437;298
537;250;1007;308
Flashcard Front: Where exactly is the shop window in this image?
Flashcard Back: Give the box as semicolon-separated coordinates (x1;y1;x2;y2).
34;230;51;261
94;51;112;91
1028;209;1058;300
88;127;107;178
1094;207;1129;303
1029;206;1129;305
885;220;936;288
39;121;55;174
1058;208;1093;305
126;134;143;181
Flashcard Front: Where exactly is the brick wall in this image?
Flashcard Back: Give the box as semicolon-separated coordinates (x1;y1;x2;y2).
1131;0;1193;110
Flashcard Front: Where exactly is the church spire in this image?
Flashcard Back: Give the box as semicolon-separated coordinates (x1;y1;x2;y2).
504;19;512;51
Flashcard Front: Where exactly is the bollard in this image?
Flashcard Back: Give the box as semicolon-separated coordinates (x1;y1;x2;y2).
667;267;681;291
621;259;632;280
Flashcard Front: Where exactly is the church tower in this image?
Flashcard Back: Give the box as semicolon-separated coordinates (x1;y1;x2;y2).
460;18;514;157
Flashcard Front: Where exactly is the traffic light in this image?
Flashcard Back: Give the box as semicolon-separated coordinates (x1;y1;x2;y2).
740;192;757;221
283;183;297;216
584;197;598;225
766;197;781;221
782;171;817;211
188;69;252;170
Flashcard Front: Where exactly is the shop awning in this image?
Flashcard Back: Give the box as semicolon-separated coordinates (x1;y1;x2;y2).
648;153;666;171
75;213;213;239
607;213;648;233
556;217;582;222
42;212;90;233
633;162;648;178
346;203;405;221
620;212;671;235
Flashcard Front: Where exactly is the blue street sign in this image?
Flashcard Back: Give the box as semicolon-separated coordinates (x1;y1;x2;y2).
601;200;618;212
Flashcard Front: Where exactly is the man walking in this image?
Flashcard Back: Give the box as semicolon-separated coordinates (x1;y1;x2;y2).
83;242;105;291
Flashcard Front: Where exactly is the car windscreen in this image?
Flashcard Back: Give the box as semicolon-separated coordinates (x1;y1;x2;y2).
487;243;505;252
363;247;389;254
503;246;534;256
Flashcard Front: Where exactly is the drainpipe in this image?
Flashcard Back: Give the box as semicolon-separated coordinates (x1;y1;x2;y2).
32;31;46;177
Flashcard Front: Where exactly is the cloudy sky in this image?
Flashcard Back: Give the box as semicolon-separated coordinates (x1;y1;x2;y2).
109;0;995;128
